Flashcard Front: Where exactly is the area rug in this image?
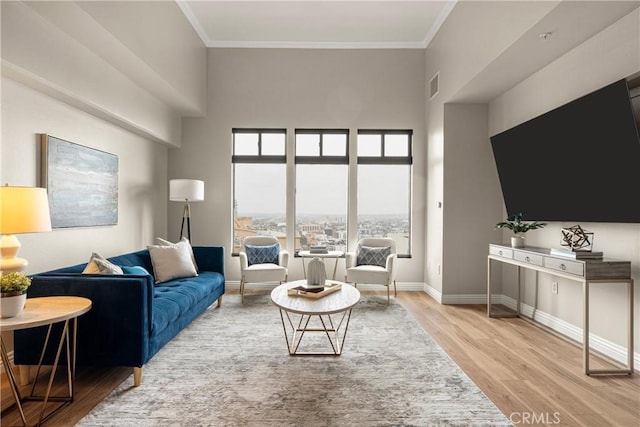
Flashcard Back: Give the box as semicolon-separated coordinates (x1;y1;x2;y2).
77;294;511;426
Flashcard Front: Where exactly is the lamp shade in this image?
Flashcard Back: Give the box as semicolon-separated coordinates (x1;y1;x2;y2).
169;179;204;202
0;186;52;234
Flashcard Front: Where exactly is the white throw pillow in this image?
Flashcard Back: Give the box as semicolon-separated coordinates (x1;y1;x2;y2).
156;237;199;272
82;253;123;275
148;243;198;284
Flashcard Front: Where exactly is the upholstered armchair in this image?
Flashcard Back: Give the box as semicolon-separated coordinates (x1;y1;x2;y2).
239;236;288;303
345;237;397;303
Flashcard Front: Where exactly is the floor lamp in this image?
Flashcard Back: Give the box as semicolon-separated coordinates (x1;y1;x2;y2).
0;185;52;273
169;179;204;242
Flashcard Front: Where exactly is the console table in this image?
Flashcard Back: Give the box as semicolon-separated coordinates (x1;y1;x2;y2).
487;244;633;375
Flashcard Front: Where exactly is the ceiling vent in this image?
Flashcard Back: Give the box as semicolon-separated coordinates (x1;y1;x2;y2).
429;72;439;101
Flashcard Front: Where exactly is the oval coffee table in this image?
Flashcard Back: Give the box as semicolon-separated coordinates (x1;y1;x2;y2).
270;280;360;356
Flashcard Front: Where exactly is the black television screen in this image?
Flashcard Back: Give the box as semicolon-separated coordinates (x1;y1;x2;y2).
490;79;640;223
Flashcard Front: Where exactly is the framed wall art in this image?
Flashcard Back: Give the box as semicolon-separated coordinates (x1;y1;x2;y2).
41;134;118;228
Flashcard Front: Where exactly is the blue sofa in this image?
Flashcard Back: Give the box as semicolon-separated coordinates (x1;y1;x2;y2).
14;246;225;386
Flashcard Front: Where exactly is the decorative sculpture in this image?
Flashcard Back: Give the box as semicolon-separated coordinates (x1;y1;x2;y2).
307;257;327;287
560;225;594;251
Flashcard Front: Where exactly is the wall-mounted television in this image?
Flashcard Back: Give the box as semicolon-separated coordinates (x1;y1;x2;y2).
490;79;640;223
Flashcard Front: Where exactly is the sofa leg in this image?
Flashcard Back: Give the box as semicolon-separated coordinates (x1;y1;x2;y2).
217;296;223;307
133;367;143;386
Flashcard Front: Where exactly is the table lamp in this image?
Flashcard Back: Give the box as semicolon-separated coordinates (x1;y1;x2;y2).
169;179;204;242
0;185;52;273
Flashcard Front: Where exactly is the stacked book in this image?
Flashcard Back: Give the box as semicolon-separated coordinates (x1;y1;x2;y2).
288;282;342;299
550;248;603;260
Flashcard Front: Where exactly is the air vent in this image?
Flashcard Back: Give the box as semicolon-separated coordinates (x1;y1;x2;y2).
429;72;439;100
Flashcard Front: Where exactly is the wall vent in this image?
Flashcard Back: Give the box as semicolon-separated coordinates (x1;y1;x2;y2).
429;72;439;101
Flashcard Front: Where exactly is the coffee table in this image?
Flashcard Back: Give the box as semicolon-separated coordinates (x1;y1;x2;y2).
270;280;360;356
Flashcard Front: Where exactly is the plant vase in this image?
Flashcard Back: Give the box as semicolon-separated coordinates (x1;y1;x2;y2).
0;291;27;318
511;235;525;248
307;257;327;288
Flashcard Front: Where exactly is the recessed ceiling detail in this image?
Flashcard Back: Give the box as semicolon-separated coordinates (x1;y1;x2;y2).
177;0;457;49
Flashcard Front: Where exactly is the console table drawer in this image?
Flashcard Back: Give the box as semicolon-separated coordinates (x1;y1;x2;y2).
490;246;513;259
514;251;543;266
544;257;584;276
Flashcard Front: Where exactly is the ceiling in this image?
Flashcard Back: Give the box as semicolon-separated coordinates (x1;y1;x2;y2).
177;0;456;48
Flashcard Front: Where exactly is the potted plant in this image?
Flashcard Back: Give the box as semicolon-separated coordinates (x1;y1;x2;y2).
1;272;31;318
495;213;546;248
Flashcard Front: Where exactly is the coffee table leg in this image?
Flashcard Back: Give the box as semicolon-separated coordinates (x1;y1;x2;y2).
278;309;353;356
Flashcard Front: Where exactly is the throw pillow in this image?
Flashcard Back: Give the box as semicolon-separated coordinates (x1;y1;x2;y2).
356;246;391;268
121;265;151;275
245;243;279;266
156;237;199;272
148;244;198;283
82;253;124;275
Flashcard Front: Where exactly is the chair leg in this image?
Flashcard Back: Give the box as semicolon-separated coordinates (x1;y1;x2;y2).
393;280;397;297
387;284;390;304
240;278;245;304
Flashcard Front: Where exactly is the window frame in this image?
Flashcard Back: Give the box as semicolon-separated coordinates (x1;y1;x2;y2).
357;129;413;258
294;129;349;165
232;128;287;256
294;129;350;255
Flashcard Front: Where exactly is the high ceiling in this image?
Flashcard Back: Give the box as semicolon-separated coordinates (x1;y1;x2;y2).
177;0;456;48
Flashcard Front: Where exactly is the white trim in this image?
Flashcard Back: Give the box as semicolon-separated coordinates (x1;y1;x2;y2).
491;294;639;369
175;0;210;47
227;281;424;291
422;0;457;48
422;282;442;303
205;40;426;49
176;0;456;50
224;279;640;368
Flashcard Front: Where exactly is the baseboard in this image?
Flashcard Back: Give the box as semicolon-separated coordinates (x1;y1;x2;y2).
500;294;639;369
226;281;425;291
227;280;639;369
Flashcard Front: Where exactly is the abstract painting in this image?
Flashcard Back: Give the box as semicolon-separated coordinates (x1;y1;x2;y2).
41;134;118;228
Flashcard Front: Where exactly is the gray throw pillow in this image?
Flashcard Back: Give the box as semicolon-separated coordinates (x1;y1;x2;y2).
356;246;391;268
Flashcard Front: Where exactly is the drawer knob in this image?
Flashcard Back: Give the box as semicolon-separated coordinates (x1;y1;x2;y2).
560;263;567;271
498;251;503;256
525;256;530;262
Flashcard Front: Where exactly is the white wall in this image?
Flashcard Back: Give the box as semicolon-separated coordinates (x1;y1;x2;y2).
173;48;426;284
489;9;640;352
424;1;557;296
1;78;168;274
1;1;208;146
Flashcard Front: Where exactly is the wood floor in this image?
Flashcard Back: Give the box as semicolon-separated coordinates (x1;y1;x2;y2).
2;290;639;426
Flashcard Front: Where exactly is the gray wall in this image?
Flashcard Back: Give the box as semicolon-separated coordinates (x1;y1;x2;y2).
172;48;427;283
426;2;639;360
489;8;640;352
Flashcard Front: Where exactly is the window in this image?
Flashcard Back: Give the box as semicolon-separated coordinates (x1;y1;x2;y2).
357;130;412;256
232;129;286;253
295;129;349;253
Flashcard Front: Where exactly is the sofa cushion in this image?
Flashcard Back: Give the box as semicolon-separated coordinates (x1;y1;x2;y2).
148;244;198;283
151;272;223;334
246;244;279;266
